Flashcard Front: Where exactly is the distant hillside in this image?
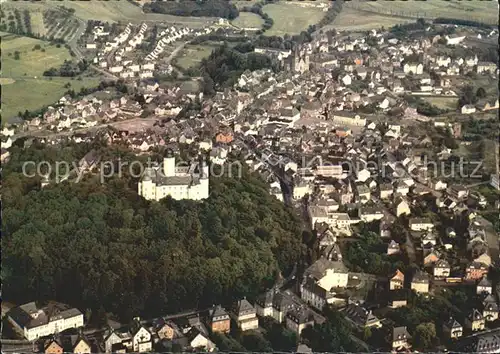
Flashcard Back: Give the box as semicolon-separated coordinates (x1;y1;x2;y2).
144;0;239;20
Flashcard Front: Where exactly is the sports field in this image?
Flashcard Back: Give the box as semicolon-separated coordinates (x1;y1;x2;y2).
1;32;99;121
262;2;327;36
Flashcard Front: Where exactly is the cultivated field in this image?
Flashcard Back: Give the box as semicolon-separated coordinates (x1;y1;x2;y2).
262;2;327;36
1;32;99;121
331;7;414;32
344;0;498;25
30;11;47;37
231;12;264;30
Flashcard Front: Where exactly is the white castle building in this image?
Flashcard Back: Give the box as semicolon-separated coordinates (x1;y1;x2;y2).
138;156;209;201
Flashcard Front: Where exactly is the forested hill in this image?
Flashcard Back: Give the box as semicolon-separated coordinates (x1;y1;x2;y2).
144;0;239;20
2;144;302;321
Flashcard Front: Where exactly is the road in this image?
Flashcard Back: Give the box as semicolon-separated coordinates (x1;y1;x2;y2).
12;117;158;140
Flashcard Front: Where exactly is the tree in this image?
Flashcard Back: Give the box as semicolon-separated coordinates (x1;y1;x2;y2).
240;332;272;352
302;307;362;352
13;51;20;60
476;87;487;98
413;322;436;351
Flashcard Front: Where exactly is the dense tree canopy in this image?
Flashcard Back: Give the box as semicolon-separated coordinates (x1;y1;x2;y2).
301;307;363;352
2;144;303;321
200;44;277;93
344;229;408;276
144;0;239;20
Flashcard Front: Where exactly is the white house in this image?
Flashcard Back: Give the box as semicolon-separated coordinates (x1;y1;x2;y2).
300;258;349;310
132;324;152;352
1;125;15;136
403;63;423;75
341;74;352;86
409;218;434;231
461;105;476;114
446;34;465;45
476;277;492;295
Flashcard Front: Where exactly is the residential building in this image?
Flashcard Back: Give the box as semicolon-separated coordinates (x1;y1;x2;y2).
7;302;84;341
403;62;423;75
395;197;411;216
483;295;499;322
255;290;275;317
342;304;382;329
443;317;463;339
308;206;351;229
434;259;451;278
300;258;349;310
476;61;497;74
380;183;393;199
131;319;152;353
231;298;259;331
411;271;430;294
466;262;489;281
461;105;477;114
44;339;63;354
409;218;434;231
392;326;411;351
388;289;408;308
387;240;400;256
331;113;366;127
466;309;486;332
358;207;384;222
461;333;500;353
477;277;493;295
285;307;314;335
186;328;216;352
390;269;404;290
208;305;230;333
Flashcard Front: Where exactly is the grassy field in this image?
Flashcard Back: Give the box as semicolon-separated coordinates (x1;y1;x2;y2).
470;76;499;97
331;7;414;32
231;12;263;30
1;32;72;77
175;44;218;70
344;0;498;25
262;2;327;36
2;0;213;27
423;97;459;111
2;78;100;121
482;139;498;175
1;32;99;121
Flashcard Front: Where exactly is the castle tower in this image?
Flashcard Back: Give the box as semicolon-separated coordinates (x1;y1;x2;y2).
163;156;175;177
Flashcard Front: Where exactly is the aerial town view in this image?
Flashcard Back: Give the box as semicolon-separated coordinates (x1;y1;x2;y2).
1;0;499;353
